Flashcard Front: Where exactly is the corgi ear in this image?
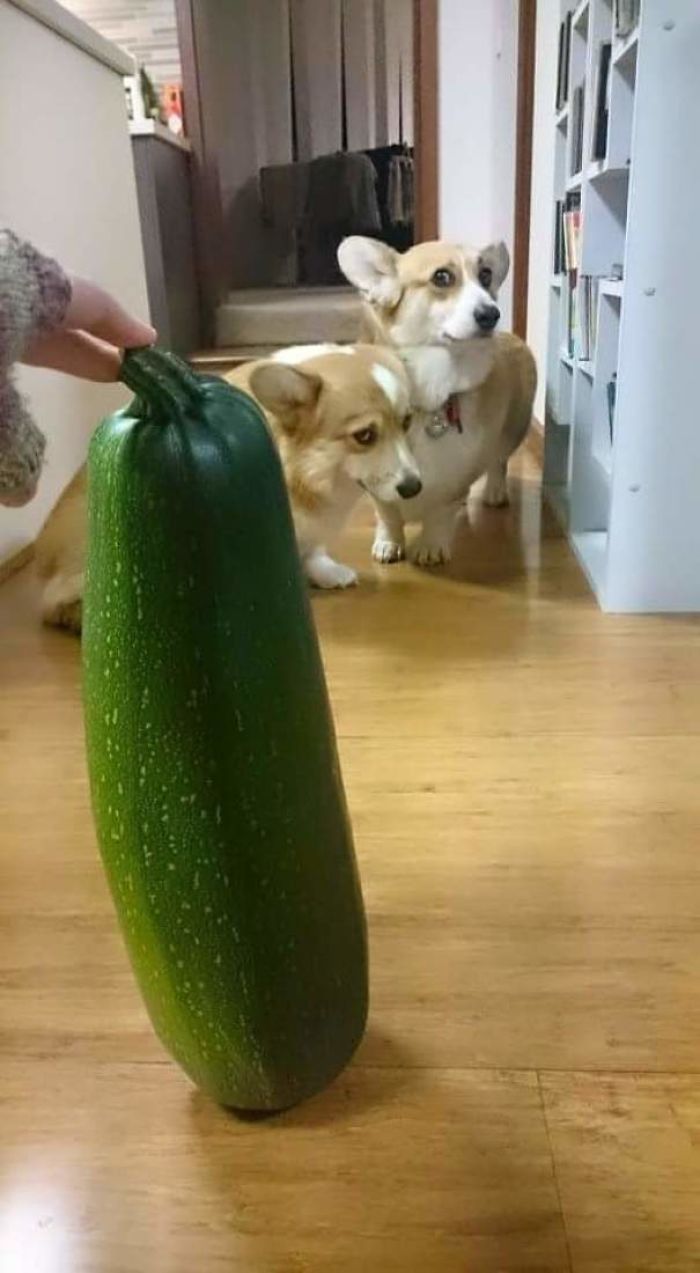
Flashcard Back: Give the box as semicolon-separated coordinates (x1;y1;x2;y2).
337;236;402;308
478;241;510;292
249;362;322;432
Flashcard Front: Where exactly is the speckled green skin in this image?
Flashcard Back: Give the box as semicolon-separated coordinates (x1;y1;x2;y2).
82;352;368;1111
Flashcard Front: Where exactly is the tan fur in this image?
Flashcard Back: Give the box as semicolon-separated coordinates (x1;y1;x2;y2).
226;344;412;520
338;236;537;565
35;468;87;633
35;343;414;631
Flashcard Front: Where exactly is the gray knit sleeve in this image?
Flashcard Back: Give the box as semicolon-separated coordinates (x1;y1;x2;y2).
0;229;72;366
0;230;73;504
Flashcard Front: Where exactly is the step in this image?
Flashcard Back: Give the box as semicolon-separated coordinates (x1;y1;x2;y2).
215;286;362;348
190;346;276;375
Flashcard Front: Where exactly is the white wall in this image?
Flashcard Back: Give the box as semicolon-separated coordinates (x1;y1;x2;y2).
291;0;343;159
0;0;149;566
384;0;414;146
526;0;559;421
61;0;181;89
438;0;518;328
344;0;378;150
193;0;412;289
193;0;295;288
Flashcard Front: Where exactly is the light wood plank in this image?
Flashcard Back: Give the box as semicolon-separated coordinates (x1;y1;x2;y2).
541;1073;700;1273
0;1060;568;1272
0;542;34;584
3;457;700;1267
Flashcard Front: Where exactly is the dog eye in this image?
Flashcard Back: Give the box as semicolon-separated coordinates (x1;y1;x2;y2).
431;267;455;289
402;416;412;433
478;265;493;289
353;424;378;447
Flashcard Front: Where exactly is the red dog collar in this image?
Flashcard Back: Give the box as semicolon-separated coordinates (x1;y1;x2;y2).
445;395;462;432
425;395;463;439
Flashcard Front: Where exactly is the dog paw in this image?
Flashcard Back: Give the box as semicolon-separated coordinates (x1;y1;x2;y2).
483;478;510;507
44;599;83;635
409;539;451;568
373;538;405;564
328;562;359;589
308;558;358;589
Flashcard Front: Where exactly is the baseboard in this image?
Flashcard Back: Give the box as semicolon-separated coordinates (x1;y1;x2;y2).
525;417;544;466
190;347;274;372
0;542;34;585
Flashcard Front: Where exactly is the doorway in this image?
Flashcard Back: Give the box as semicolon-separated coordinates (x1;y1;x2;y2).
176;0;439;346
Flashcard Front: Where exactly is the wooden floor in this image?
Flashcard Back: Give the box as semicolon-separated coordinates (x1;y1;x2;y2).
2;454;700;1272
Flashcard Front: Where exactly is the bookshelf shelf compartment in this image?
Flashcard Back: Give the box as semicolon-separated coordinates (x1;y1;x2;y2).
588;163;630;184
613;26;639;65
546;482;571;530
608;37;637;169
573;0;590;32
544;0;700;611
572;531;608;595
580;172;628;280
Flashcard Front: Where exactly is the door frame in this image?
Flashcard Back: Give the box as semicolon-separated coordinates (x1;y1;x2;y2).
413;0;537;337
413;0;439;241
178;0;444;342
174;0;226;348
176;0;535;345
512;0;537;338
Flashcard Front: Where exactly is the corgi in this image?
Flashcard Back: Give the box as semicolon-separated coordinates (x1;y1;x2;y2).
35;343;418;632
337;237;537;566
226;344;418;588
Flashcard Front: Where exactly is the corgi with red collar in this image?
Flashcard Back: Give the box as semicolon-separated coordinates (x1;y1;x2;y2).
338;237;537;566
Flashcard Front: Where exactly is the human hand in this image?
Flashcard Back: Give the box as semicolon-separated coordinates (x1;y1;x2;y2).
21;277;156;382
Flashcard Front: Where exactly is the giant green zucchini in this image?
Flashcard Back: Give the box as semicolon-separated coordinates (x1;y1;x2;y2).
82;347;368;1111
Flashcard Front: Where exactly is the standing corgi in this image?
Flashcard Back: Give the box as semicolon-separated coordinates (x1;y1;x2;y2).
338;237;537;566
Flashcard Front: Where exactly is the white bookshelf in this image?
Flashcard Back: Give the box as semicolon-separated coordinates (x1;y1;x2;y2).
543;0;700;612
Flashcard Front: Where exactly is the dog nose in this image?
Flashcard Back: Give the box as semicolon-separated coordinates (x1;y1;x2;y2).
396;474;422;499
475;303;500;332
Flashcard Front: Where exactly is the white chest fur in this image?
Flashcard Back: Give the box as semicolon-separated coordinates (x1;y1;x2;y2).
394;343;498;522
400;342;494;411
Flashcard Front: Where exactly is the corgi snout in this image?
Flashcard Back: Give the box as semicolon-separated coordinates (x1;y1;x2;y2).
475;302;500;332
396;473;423;499
395;440;423;498
440;280;501;344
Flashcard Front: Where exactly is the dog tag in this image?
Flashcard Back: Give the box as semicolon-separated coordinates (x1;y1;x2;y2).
425;411;450;439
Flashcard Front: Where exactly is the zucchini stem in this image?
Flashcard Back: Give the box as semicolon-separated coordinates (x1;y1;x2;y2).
120;347;203;419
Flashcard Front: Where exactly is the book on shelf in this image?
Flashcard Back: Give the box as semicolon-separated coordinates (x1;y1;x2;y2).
553;192;582;276
561;191;581;273
590;277;600;350
615;0;639;38
592;42;612;161
563;210;580;272
566;280;577;358
575;277;600;362
571;84;585;176
577;278;589;361
553;200;565;273
607;373;617;443
555;12;572;111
